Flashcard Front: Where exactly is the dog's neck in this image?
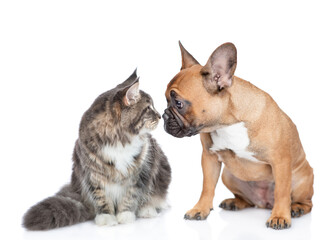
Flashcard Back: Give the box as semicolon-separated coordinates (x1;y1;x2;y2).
219;76;268;125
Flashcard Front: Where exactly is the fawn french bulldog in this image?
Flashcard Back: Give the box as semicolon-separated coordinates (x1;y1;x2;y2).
163;42;314;230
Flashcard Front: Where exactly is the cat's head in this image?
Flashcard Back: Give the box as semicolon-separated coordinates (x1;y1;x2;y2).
114;70;161;135
80;69;161;147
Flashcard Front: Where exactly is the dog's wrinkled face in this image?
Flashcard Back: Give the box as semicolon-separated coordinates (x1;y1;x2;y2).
163;42;237;138
163;66;206;137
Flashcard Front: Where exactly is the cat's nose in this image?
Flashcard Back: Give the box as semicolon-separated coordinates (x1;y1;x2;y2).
156;112;161;119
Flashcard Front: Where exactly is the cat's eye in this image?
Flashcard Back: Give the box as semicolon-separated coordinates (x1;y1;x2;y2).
175;100;183;109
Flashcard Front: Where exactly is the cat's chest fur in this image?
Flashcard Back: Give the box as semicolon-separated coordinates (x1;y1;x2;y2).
210;122;259;163
100;135;149;176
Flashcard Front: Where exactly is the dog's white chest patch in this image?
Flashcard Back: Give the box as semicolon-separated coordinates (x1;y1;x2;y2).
210;122;259;163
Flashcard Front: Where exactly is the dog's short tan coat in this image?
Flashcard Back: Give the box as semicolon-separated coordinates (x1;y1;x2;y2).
164;42;313;229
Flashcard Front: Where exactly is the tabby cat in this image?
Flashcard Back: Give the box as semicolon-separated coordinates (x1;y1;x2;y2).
23;70;171;230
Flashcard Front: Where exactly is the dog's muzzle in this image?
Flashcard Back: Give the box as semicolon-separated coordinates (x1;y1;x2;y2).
162;108;201;138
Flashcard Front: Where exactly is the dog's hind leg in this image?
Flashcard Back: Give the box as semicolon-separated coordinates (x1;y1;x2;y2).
220;168;255;211
219;195;254;211
291;159;314;218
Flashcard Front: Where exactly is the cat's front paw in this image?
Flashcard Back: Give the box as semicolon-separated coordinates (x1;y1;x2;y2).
138;206;158;218
117;211;136;224
95;214;118;226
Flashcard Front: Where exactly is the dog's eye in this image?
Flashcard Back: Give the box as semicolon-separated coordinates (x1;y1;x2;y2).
175;100;183;109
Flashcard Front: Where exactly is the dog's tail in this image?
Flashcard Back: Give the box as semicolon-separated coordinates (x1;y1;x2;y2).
23;184;93;231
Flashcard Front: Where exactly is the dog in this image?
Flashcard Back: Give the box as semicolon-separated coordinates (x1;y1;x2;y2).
162;42;314;230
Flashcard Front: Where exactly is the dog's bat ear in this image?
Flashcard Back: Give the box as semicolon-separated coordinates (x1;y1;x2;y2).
201;43;237;93
179;41;200;70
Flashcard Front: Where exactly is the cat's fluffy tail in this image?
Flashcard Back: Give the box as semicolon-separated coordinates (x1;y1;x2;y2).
23;185;93;231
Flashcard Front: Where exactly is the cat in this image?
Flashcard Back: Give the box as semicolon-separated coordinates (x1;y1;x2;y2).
23;69;171;230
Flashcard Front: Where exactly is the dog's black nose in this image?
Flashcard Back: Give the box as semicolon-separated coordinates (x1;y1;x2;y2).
162;112;170;121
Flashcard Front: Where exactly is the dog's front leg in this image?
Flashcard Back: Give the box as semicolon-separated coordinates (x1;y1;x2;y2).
266;157;292;229
184;133;222;220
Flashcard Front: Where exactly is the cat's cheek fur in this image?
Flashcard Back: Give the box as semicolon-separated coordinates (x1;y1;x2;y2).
95;214;118;226
117;211;136;224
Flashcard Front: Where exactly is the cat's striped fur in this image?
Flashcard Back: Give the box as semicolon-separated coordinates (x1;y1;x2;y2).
23;70;171;230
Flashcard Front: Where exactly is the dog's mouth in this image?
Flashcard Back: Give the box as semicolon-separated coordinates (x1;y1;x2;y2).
162;108;203;138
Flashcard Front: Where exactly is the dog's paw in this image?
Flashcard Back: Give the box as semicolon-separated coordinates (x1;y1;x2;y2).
266;216;291;230
95;214;118;226
117;211;136;224
291;203;310;218
219;198;253;211
184;207;212;220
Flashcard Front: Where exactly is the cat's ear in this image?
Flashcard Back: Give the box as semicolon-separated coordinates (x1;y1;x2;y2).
123;79;140;106
116;68;138;89
128;68;137;81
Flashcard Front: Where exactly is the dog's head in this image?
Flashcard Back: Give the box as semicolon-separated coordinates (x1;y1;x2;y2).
163;42;237;138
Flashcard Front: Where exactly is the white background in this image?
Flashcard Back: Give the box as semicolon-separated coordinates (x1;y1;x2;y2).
1;1;330;239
